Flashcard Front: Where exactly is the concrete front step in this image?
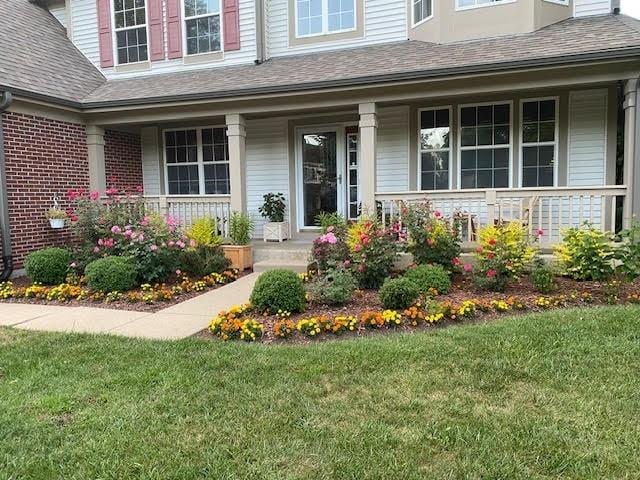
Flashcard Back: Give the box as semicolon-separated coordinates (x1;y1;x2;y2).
253;260;310;273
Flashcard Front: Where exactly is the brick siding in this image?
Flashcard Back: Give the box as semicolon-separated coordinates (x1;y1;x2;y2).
104;129;143;191
1;112;89;269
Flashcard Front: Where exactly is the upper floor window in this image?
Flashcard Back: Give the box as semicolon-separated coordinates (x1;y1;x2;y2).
184;0;221;55
412;0;433;25
114;0;148;64
296;0;355;37
457;0;512;9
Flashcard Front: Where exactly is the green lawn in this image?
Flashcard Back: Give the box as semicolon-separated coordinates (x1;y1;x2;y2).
1;307;639;479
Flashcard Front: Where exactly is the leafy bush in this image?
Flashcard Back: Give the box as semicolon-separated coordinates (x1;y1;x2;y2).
475;223;536;292
615;222;640;280
379;277;421;310
179;246;230;278
259;193;287;223
24;247;71;285
186;217;222;248
229;212;254;246
250;269;306;314
530;260;556;294
84;257;137;292
311;229;350;272
403;264;451;295
403;201;462;270
347;217;397;289
307;268;357;305
554;224;615;281
315;211;348;239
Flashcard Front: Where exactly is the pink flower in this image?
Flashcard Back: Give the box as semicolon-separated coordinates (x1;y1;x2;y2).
175;269;182;276
452;257;461;266
136;185;144;193
537;228;545;237
140;216;150;227
358;264;365;272
150;244;158;252
168;240;175;247
124;229;133;238
319;232;338;245
176;240;186;249
487;269;497;278
189;239;197;248
105;187;119;197
111;225;121;234
90;191;100;201
93;246;100;253
434;211;443;219
137;234;145;242
343;260;351;267
97;238;104;246
463;263;473;273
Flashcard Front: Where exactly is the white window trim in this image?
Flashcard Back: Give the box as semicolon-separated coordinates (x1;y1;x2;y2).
411;0;434;27
455;0;517;12
543;0;569;5
181;0;224;57
457;100;514;190
417;106;453;191
111;0;150;66
294;0;358;39
346;131;360;220
518;96;560;188
162;125;230;196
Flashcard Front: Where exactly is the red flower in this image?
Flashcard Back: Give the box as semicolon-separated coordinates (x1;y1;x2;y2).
486;269;497;278
476;246;483;253
487;252;495;260
488;238;496;246
452;257;461;266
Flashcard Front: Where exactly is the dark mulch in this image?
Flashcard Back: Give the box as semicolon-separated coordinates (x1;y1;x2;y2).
198;274;640;344
1;272;248;313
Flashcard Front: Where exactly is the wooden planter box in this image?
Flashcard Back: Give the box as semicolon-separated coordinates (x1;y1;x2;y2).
263;222;289;242
222;245;253;271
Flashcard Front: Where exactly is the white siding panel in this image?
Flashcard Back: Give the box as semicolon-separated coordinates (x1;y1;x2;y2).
376;106;409;193
49;6;67;27
71;0;101;67
246;118;290;237
267;0;407;57
574;0;611;16
568;89;607;186
141;127;161;195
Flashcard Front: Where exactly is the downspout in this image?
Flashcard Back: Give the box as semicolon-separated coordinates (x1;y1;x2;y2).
0;91;14;281
254;0;266;64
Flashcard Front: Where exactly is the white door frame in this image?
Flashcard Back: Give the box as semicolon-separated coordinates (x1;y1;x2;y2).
295;125;348;230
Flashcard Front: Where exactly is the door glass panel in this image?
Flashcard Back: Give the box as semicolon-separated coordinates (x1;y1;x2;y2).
302;132;337;227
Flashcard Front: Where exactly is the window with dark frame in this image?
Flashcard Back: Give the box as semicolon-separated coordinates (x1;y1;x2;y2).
522;99;556;188
165;128;229;195
114;0;148;64
460;103;510;189
419;108;450;191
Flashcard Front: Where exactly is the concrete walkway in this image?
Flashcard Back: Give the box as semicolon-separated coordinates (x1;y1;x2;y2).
1;273;260;340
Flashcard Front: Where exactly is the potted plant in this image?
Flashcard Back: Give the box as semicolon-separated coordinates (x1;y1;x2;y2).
222;211;254;270
259;192;288;242
47;207;67;229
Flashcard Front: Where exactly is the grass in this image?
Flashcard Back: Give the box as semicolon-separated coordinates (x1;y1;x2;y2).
1;306;639;479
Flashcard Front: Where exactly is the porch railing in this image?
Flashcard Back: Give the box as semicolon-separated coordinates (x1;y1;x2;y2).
376;185;627;246
142;195;232;237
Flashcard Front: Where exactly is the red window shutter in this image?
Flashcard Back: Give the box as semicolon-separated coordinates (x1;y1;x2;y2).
96;0;114;67
223;0;241;51
147;0;164;61
166;0;183;59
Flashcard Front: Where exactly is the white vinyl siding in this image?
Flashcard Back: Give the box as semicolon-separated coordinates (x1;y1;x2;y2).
141;126;162;195
49;6;67;28
69;0;256;77
246;118;290;237
267;0;406;57
376;106;410;193
574;0;611;16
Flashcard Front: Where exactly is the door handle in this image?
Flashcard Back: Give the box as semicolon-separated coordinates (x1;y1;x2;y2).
338;174;343;185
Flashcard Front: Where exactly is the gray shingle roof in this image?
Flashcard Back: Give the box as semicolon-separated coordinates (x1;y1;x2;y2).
1;4;640;109
0;0;105;105
82;14;640;107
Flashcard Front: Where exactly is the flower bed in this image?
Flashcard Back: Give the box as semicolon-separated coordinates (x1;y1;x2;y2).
200;274;640;344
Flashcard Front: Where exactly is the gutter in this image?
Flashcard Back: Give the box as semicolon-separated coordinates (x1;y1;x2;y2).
0;91;13;281
79;47;640;109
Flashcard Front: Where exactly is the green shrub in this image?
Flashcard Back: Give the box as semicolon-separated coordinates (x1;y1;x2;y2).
24;247;71;285
615;222;640;280
85;257;137;292
307;268;357;305
530;260;556;294
179;246;230;278
379;277;421;310
186;217;222;248
554;224;615;281
403;264;452;295
315;211;348;239
229;212;254;246
250;269;306;314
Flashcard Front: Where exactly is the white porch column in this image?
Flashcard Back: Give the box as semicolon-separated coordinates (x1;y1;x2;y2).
225;113;247;213
86;125;106;192
359;102;377;215
623;79;638;228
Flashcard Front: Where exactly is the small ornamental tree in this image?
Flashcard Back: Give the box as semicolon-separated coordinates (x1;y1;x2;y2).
259;193;286;223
